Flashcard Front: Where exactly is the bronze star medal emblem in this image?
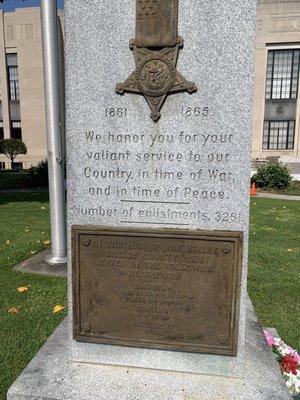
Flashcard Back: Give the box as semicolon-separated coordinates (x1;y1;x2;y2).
116;0;197;122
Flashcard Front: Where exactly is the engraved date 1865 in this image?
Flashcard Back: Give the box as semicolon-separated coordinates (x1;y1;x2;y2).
182;106;209;118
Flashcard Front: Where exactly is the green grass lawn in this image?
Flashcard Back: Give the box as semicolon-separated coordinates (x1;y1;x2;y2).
0;171;28;190
0;193;299;399
0;192;67;400
248;197;300;350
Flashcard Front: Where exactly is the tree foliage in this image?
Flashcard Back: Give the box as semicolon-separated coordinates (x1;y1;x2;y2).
0;138;27;164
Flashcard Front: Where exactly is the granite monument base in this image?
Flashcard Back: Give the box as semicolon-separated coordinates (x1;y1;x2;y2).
7;299;291;400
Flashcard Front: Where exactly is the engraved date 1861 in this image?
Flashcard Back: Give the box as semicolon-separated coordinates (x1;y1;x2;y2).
105;107;128;118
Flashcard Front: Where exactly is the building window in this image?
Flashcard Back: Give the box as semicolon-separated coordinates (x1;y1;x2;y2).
10;121;22;139
6;53;19;101
0;162;5;170
12;162;22;171
0;120;3;140
266;50;300;100
263;120;295;150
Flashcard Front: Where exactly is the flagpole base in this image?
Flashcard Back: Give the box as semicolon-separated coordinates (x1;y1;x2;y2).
44;253;68;266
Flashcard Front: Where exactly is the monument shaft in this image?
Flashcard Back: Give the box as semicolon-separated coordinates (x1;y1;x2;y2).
65;0;256;378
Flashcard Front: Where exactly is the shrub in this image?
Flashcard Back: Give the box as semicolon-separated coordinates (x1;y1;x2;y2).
251;162;293;190
23;160;49;188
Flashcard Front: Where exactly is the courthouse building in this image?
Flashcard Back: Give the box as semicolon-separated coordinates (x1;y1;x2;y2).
253;0;300;172
0;2;300;170
0;7;63;170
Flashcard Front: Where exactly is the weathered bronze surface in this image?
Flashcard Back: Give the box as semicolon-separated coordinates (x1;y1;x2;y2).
136;0;178;47
116;0;197;122
73;227;243;356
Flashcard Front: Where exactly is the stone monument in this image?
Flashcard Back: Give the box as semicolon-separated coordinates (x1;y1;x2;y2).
8;1;292;399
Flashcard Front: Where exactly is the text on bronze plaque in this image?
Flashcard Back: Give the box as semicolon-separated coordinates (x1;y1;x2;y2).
72;227;243;356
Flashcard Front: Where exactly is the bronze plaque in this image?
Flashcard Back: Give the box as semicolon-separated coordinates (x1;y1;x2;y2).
116;0;197;122
73;227;243;356
135;0;178;48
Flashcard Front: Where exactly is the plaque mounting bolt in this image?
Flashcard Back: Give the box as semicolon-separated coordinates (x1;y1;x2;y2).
83;322;91;332
222;246;232;254
217;335;228;345
82;237;91;246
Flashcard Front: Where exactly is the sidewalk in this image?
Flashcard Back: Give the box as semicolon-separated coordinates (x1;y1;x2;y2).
256;192;300;201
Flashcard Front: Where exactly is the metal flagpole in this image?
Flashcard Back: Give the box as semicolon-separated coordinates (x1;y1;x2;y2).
41;0;67;265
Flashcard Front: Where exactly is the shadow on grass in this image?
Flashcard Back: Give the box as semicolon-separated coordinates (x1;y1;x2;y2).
0;191;49;206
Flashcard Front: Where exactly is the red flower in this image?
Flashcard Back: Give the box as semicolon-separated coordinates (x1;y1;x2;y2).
280;355;299;375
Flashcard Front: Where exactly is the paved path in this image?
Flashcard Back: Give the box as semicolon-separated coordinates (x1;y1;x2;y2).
255;192;300;201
